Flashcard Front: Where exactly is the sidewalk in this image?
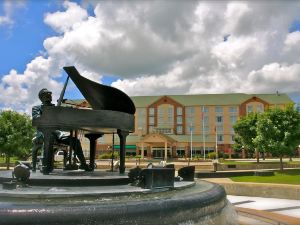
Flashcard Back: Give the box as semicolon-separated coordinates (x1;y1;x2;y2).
229;195;300;225
202;178;300;224
228;195;300;219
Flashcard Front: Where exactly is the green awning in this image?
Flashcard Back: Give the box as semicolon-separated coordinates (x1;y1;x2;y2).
113;145;136;149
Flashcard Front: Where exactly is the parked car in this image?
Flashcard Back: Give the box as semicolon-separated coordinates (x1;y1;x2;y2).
54;151;65;162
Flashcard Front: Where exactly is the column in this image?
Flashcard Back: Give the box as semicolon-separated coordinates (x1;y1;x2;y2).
185;146;189;158
147;146;152;158
141;142;144;159
172;146;176;158
117;129;129;174
164;141;168;161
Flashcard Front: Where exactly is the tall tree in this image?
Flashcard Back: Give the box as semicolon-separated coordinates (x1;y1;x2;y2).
254;106;300;171
233;113;259;161
0;110;35;169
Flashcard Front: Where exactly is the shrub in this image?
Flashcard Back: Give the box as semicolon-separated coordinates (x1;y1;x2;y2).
99;152;119;159
231;153;240;159
223;153;229;159
208;152;216;159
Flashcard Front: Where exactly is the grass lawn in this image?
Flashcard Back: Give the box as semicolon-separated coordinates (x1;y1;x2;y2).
222;160;300;165
230;169;300;185
0;157;19;164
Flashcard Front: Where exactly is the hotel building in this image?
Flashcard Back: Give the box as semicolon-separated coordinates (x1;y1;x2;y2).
69;93;293;159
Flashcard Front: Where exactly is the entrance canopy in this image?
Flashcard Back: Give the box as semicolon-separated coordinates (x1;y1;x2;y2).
138;133;176;145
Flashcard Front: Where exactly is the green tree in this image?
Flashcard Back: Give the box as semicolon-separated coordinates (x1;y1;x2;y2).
0;110;35;169
254;107;300;171
233;113;260;162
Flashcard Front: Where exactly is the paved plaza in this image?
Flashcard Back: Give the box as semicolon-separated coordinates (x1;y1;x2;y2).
228;195;300;218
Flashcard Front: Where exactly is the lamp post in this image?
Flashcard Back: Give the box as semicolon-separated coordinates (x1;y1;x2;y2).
215;126;218;160
202;107;206;160
111;133;115;172
241;145;245;159
190;123;193;161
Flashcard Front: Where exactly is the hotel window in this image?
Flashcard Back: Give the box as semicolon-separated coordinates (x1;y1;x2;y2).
156;128;172;134
247;105;253;113
167;107;174;124
231;135;235;142
203;115;209;124
149;125;155;133
230;115;237;124
186;107;195;132
157;107;163;126
216;125;223;133
217;134;223;142
177;116;182;124
186;106;195;116
158;108;163;117
215;106;223;113
256;105;264;113
202;126;209;133
202;106;209;113
177;107;183;116
187;117;195;124
186;124;194;134
229;106;238;113
177;125;183;134
149;116;155;125
216;116;223;123
230;127;235;134
137;108;146;130
149;107;155;116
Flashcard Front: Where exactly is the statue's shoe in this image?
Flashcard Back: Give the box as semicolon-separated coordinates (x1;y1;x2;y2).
79;164;93;171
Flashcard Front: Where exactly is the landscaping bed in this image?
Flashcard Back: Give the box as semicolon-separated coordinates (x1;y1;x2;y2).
230;169;300;185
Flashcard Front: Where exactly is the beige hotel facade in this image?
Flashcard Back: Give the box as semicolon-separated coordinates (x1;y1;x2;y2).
70;93;293;159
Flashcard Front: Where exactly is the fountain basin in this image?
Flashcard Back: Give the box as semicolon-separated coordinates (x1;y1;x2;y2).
0;171;237;225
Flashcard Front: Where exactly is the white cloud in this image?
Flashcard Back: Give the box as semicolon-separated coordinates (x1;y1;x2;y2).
246;63;300;93
0;0;25;26
1;0;300;112
284;31;300;53
44;1;88;33
0;56;62;113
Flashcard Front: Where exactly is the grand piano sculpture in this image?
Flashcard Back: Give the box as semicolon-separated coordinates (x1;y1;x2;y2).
32;66;136;175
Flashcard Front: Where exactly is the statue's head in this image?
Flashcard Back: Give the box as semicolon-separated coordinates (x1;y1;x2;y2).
38;88;52;105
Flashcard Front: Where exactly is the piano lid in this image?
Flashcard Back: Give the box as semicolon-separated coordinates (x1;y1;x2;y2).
63;66;136;115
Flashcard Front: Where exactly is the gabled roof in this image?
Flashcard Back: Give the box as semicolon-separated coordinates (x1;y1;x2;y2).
141;133;176;144
63;93;293;109
254;94;293;105
131;96;162;108
131;93;293;107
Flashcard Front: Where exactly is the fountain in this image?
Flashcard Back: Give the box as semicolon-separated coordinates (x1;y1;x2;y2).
0;66;237;224
0;169;237;225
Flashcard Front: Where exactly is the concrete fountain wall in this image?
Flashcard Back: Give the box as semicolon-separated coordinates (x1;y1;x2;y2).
0;170;237;225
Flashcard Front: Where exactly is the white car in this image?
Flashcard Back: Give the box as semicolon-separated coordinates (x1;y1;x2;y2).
54;151;65;162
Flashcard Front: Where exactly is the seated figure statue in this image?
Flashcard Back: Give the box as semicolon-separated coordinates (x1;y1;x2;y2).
31;88;92;172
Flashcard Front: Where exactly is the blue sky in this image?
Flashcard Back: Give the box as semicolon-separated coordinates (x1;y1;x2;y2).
0;0;118;101
0;1;300;112
0;1;55;75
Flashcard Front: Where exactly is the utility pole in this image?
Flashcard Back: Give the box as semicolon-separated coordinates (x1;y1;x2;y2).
190;123;193;161
202;107;206;160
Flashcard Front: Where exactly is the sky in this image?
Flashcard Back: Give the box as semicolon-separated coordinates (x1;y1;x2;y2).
0;0;300;113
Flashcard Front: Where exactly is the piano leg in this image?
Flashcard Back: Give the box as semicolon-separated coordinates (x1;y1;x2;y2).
85;133;103;171
117;129;129;174
40;128;55;175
